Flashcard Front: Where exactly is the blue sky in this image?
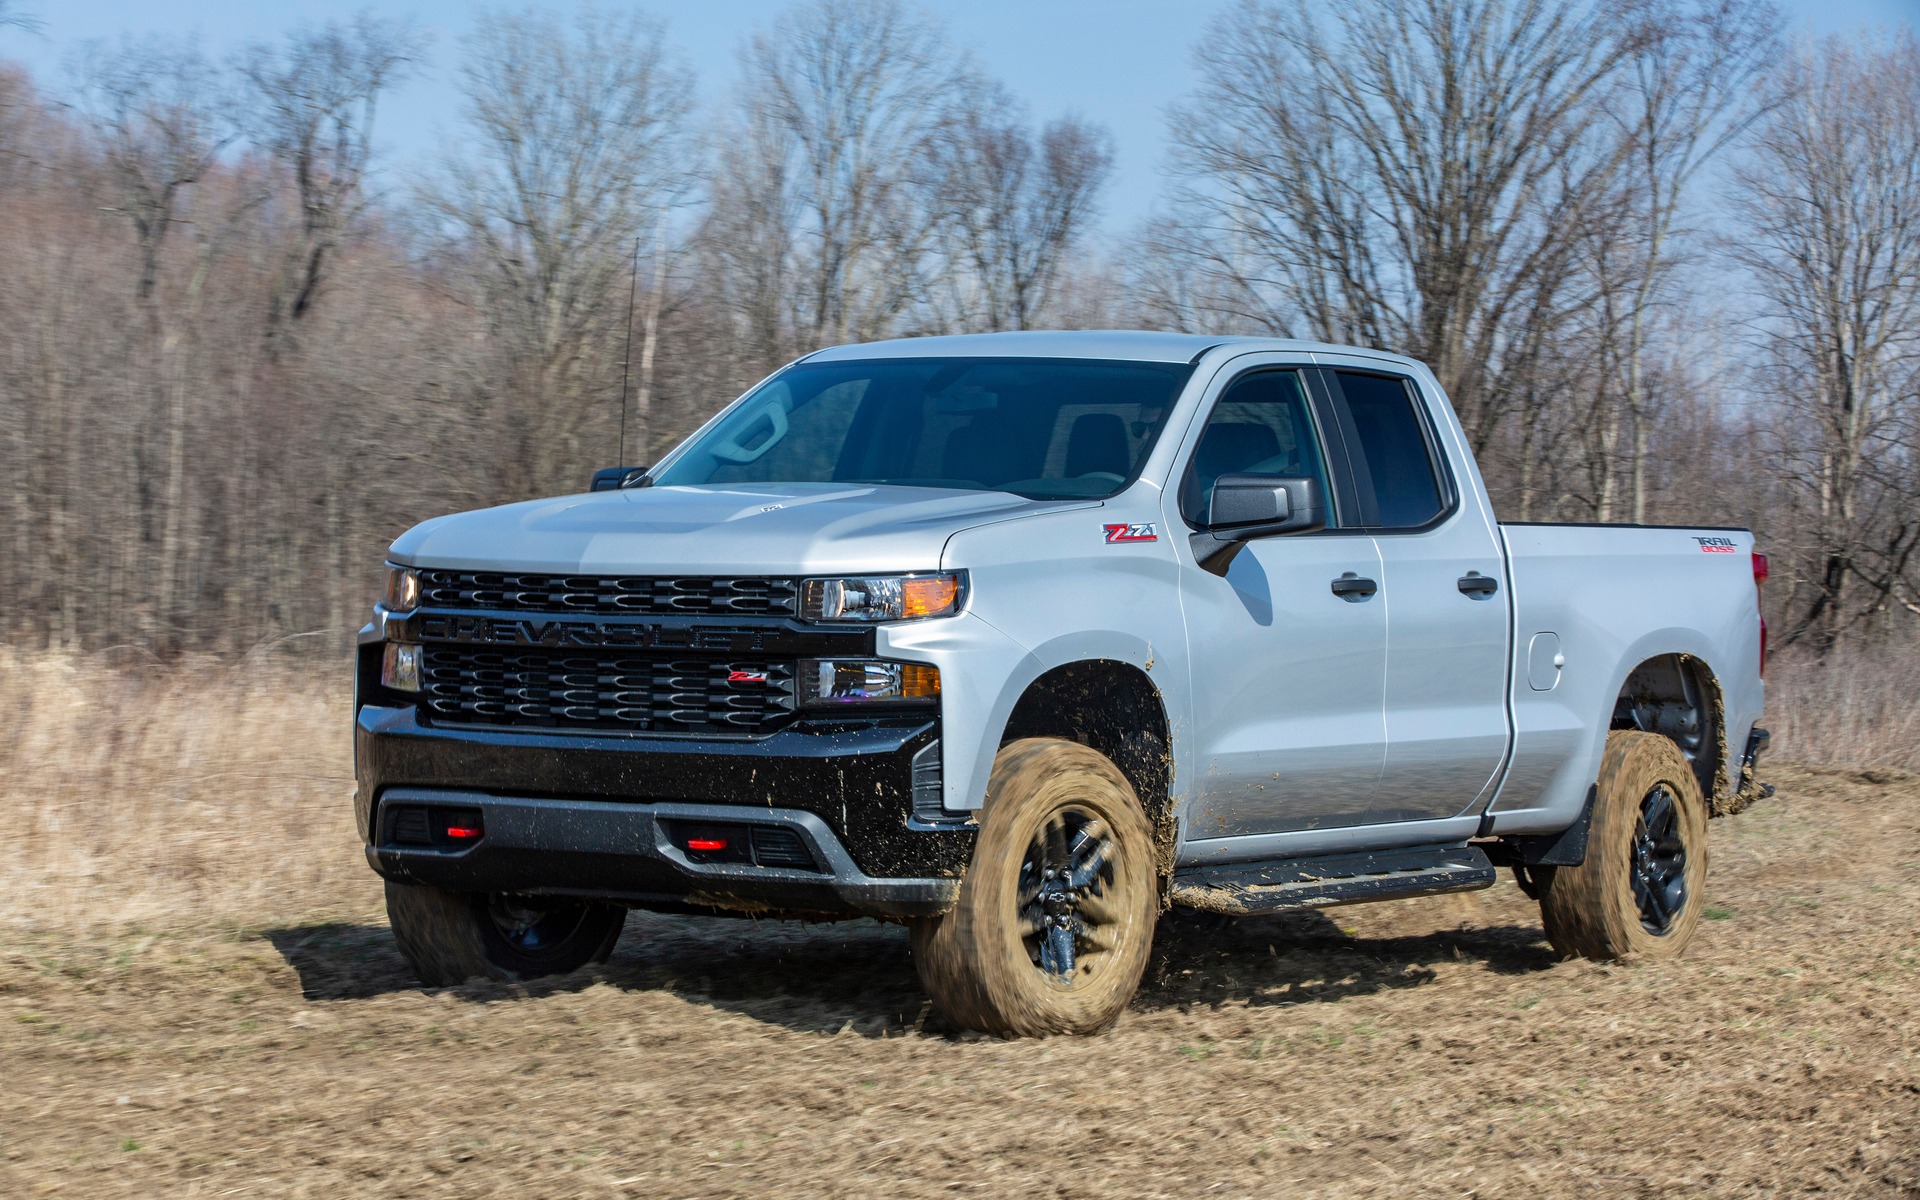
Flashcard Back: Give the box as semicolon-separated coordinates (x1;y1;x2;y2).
3;0;1914;232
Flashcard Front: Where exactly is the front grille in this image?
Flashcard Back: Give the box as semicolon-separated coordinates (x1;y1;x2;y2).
418;647;797;735
416;571;797;618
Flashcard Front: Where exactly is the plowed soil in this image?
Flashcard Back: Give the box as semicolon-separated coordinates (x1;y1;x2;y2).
4;762;1919;1198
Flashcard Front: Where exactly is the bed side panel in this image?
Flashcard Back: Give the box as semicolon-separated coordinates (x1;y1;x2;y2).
1488;524;1764;835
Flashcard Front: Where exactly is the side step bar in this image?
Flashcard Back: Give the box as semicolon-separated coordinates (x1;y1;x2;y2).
1168;844;1496;916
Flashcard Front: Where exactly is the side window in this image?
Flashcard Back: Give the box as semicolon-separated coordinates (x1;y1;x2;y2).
1180;370;1329;525
1334;372;1446;529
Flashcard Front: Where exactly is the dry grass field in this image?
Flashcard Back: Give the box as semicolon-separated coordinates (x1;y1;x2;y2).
2;649;1918;1197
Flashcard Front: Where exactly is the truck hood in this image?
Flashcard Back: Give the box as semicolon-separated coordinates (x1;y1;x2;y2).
388;483;1095;575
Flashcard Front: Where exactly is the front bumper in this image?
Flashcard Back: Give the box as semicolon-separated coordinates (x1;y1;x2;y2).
355;702;975;918
368;789;957;918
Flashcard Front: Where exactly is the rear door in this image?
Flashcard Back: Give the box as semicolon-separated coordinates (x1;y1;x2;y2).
1173;362;1388;842
1318;366;1511;823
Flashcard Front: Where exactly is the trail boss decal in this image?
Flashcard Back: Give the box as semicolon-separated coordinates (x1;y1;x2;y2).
1694;535;1738;554
1104;522;1158;544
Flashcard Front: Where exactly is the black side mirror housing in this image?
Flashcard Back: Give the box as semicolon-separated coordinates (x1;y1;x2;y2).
1191;473;1327;576
590;466;650;492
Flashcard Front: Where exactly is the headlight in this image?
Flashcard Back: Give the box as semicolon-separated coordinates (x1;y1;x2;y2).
801;573;964;622
799;660;940;706
383;564;422;612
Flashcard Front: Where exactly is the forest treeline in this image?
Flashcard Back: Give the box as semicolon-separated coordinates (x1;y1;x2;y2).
0;0;1914;656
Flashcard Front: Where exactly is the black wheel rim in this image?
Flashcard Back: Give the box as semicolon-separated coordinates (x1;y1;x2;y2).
486;895;590;960
1016;806;1121;982
1630;784;1689;935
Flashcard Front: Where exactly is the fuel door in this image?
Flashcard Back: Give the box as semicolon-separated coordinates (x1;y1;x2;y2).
1526;632;1564;692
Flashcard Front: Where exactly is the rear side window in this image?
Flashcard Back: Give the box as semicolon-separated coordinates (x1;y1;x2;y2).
1179;370;1329;525
1334;372;1446;529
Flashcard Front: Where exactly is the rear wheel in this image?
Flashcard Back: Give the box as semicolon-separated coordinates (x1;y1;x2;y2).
385;881;625;986
910;738;1158;1036
1537;730;1708;960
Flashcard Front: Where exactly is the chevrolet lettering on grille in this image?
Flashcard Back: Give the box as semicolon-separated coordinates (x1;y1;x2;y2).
415;613;782;652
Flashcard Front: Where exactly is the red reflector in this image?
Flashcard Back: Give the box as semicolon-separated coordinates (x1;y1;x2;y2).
686;837;728;852
445;825;482;840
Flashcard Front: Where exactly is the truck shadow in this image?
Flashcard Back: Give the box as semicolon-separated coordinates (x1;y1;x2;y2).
265;907;1558;1037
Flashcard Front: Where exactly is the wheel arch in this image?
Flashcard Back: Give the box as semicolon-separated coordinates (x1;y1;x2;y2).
998;659;1177;884
1609;651;1730;811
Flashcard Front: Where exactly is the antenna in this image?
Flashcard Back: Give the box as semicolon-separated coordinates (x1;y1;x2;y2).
617;235;641;468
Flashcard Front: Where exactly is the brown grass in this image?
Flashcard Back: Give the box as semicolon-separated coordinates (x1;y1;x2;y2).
0;648;368;932
1766;644;1920;771
3;652;1919;1196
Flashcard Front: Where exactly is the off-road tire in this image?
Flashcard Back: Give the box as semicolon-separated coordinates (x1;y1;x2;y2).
385;881;625;986
910;738;1158;1037
1537;730;1708;961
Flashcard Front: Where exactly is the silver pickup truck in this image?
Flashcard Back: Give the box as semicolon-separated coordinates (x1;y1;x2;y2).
355;331;1769;1035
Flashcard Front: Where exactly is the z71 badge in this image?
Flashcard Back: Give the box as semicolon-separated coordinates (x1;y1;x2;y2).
1104;522;1158;544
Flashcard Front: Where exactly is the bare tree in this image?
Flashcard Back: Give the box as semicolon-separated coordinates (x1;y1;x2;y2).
922;81;1113;331
1732;32;1920;648
1161;0;1638;453
0;1;39;34
66;39;244;648
717;0;965;356
423;6;694;496
700;94;802;371
1596;0;1780;521
69;38;235;302
237;12;427;346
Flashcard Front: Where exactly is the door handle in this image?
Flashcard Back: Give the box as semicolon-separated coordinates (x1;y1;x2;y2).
1331;572;1378;601
1457;571;1500;598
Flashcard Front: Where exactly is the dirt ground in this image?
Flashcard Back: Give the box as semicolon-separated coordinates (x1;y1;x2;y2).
3;762;1919;1198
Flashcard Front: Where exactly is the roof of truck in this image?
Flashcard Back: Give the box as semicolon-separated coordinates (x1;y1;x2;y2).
801;330;1418;367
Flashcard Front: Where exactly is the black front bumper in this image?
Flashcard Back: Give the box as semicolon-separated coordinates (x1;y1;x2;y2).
368;789;957;918
355;703;975;919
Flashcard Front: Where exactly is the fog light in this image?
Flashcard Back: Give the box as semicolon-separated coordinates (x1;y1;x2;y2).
799;659;939;707
381;642;422;693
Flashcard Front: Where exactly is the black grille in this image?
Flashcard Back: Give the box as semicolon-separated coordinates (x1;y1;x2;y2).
750;826;818;870
416;571;797;618
418;647;796;735
391;806;431;846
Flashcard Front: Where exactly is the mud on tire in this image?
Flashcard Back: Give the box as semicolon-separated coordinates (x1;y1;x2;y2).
1537;730;1709;961
910;738;1158;1037
385;881;625;987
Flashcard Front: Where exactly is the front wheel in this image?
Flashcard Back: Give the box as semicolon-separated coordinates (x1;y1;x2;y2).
911;738;1159;1036
385;881;625;986
1537;730;1709;961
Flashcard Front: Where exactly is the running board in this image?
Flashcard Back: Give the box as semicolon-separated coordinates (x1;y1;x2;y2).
1168;844;1496;916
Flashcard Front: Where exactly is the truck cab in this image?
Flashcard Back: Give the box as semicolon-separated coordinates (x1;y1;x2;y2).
357;331;1768;1035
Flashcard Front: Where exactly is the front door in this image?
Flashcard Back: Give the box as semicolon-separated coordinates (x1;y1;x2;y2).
1175;366;1388;842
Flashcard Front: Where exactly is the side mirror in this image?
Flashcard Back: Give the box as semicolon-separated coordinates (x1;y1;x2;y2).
1191;473;1326;576
591;465;650;492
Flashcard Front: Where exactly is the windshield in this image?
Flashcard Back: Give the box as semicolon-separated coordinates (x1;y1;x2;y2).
650;356;1195;500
